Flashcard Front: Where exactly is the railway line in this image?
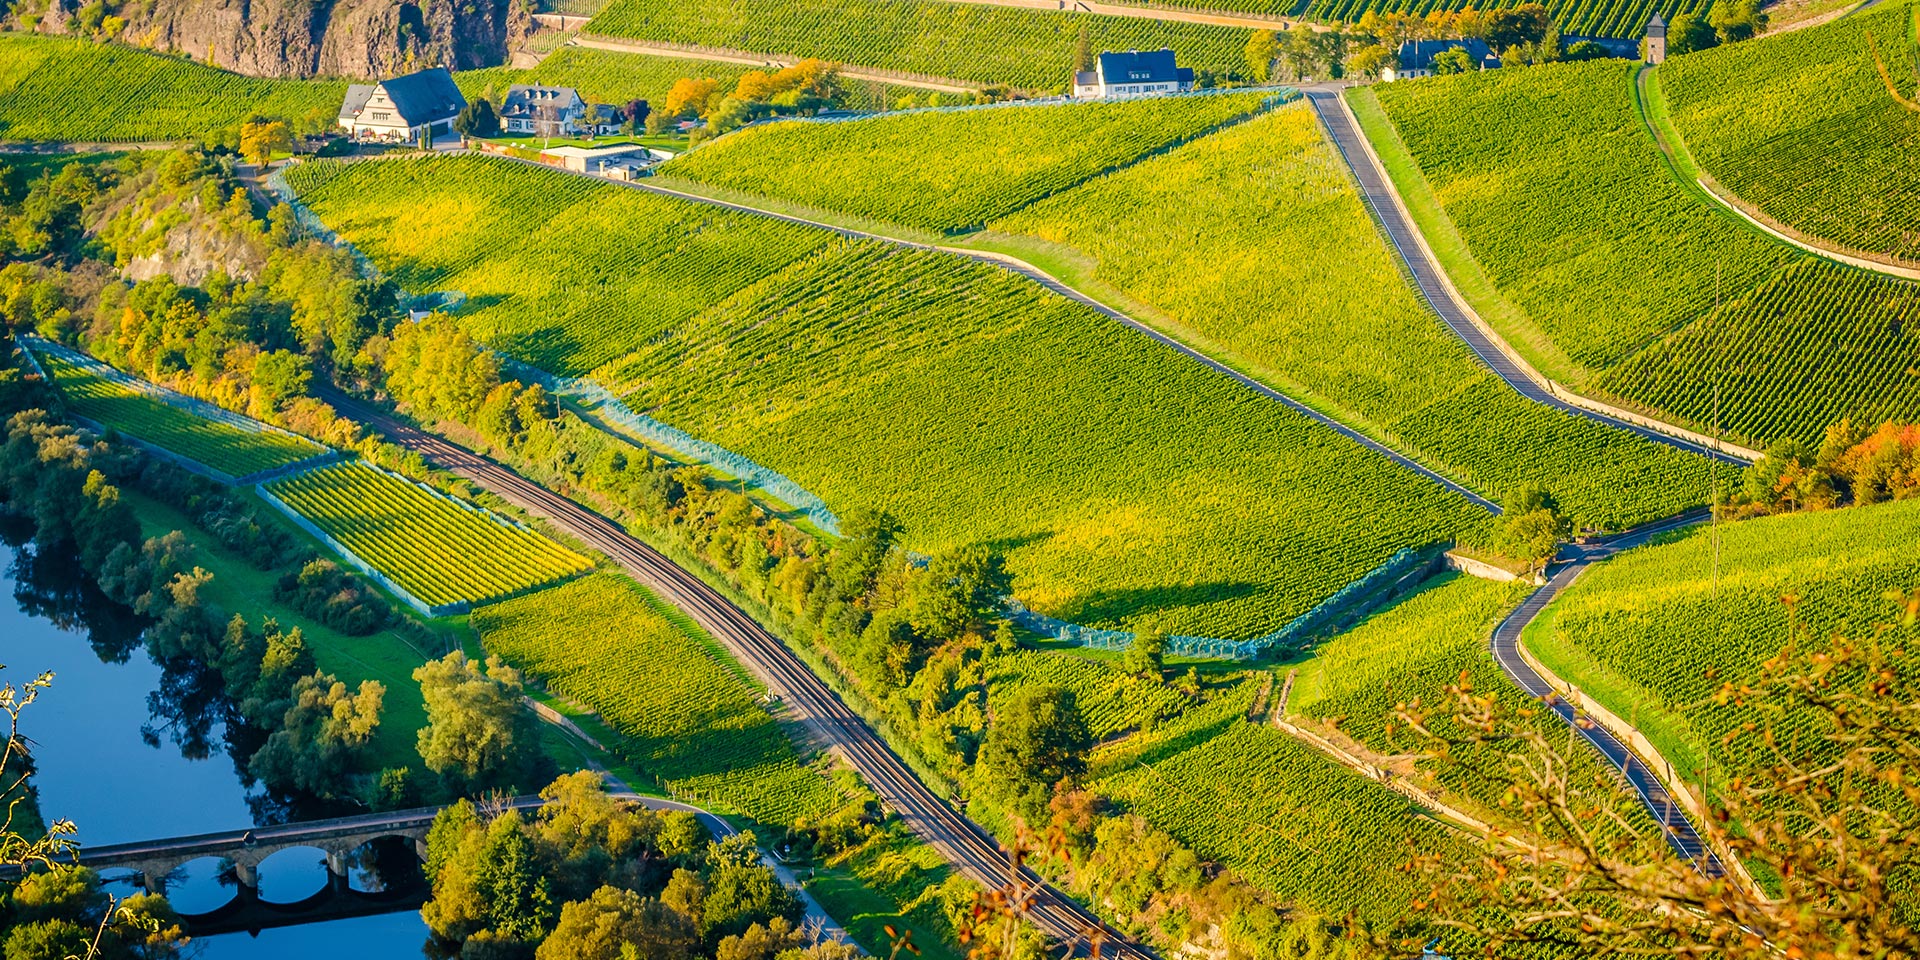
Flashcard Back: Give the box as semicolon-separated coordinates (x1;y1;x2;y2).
317;388;1148;960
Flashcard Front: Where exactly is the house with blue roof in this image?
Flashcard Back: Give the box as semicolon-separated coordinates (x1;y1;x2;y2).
337;67;467;144
1072;49;1195;99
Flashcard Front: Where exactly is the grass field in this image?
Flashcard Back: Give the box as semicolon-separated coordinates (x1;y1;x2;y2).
266;461;593;609
283;156;833;377
600;238;1489;638
583;0;1252;91
659;93;1272;233
1524;498;1920;786
1663;0;1920;263
1365;57;1920;450
993;103;1711;531
42;352;324;478
0;34;343;142
472;572;848;824
292;155;1490;639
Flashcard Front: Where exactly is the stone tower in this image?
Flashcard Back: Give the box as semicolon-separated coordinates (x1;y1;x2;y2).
1645;12;1668;64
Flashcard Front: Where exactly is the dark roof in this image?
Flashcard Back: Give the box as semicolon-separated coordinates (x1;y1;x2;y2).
1645;11;1668;35
1074;70;1098;85
377;68;466;127
1397;38;1495;70
1096;49;1184;85
338;83;376;122
501;84;584;118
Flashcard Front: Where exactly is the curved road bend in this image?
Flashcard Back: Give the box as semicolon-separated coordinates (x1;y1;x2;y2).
1489;511;1726;875
1302;90;1747;467
481;154;1499;514
315;389;1153;960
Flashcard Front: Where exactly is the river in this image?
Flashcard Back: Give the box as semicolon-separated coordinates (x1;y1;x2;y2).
0;533;432;957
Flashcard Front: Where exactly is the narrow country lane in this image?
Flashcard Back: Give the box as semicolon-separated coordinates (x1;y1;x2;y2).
315;388;1153;960
1489;511;1726;874
1303;89;1749;467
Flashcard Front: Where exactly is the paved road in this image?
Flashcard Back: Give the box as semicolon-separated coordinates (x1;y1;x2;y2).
1303;90;1748;467
1488;511;1726;874
318;388;1148;959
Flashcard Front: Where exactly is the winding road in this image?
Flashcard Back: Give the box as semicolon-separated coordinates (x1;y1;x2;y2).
1490;513;1726;873
1303;89;1749;468
315;388;1150;960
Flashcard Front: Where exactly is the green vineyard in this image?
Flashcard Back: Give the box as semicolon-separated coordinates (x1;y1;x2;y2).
1525;497;1920;784
602;238;1488;638
1663;0;1920;264
659;93;1271;233
41;352;324;478
984;649;1195;740
1364;57;1920;449
473;573;848;825
292;154;1490;639
1598;259;1920;449
583;0;1251;91
1299;0;1704;38
0;34;343;142
266;461;593;609
994;103;1709;530
283;156;833;376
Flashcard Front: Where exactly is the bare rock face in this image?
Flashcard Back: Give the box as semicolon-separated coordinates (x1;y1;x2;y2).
98;0;526;78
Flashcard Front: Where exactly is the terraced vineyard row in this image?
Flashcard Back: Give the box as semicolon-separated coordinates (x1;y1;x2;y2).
1297;0;1704;37
267;461;593;608
602;237;1489;638
1599;259;1920;450
0;34;343;142
991;103;1710;530
583;0;1251;91
283;156;832;376
659;92;1272;233
40;352;324;478
473;573;847;824
984;650;1194;739
1525;497;1920;783
293;154;1490;639
1663;0;1920;264
1365;57;1920;449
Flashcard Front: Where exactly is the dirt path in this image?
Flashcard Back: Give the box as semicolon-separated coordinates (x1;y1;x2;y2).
568;36;977;93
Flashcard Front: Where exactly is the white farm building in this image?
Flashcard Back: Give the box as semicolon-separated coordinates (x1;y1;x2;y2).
338;68;466;144
1072;49;1194;99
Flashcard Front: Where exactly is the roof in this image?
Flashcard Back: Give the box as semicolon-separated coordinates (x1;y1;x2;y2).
1397;38;1495;70
1095;49;1186;85
337;84;376;122
1074;70;1098;85
376;68;466;127
501;84;585;118
1645;11;1668;35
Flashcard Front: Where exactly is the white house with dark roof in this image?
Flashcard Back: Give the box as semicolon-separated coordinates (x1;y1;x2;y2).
337;68;466;143
499;85;627;138
1381;38;1500;81
1072;49;1194;99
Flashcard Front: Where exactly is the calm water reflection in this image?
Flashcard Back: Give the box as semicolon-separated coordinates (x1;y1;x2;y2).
0;535;429;957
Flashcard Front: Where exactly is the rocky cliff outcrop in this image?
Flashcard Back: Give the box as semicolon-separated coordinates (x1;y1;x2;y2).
18;0;529;78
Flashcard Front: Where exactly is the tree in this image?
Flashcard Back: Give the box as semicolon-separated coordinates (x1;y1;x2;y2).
247;349;311;415
454;98;501;137
1346;43;1398;78
413;651;546;793
246;672;384;798
1668;11;1719;54
1484;3;1551;49
1071;25;1094;72
1493;482;1571;571
536;885;697;960
978;685;1091;820
238;119;292;166
1430;46;1476;74
1708;0;1766;43
1564;38;1609;60
1124;620;1166;680
1398;592;1920;959
1244;29;1278;83
662;77;723;120
716;918;804;960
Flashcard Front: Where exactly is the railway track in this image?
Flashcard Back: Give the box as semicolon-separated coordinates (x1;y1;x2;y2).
317;389;1149;960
